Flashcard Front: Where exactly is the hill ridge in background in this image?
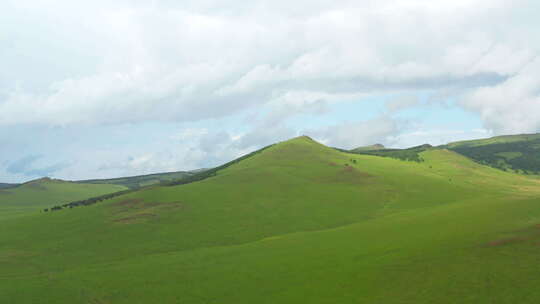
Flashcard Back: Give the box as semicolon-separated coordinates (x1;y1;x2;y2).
77;169;201;189
4;132;540;187
21;177;67;185
444;132;540;174
5;132;540;216
0;179;126;219
0;183;17;190
350;143;385;152
445;132;540;148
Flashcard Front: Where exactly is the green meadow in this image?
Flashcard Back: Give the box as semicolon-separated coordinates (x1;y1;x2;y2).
2;136;540;303
0;178;126;219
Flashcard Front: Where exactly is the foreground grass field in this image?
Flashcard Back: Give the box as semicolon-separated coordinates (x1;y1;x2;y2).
2;136;540;303
0;178;126;219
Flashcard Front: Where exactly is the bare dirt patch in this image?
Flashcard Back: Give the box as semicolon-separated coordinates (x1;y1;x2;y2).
110;199;186;223
113;198;143;207
113;213;156;223
0;250;35;260
316;165;373;185
485;223;540;247
486;237;526;247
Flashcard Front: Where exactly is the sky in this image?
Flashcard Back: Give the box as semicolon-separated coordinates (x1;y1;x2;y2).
1;0;540;183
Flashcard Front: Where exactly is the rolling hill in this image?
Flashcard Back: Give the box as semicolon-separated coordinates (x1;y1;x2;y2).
0;178;126;219
2;136;540;303
443;133;540;174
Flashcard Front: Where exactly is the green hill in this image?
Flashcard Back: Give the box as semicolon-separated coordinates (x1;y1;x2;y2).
444;133;540;174
350;143;433;162
2;136;540;303
0;178;126;219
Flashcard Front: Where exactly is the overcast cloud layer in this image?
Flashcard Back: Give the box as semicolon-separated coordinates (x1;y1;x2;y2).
1;0;539;182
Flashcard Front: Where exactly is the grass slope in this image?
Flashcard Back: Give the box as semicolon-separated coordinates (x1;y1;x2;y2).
445;133;540;174
2;136;540;303
0;178;126;219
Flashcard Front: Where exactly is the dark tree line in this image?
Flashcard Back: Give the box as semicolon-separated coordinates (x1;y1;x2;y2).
347;144;432;162
449;140;540;174
44;189;135;212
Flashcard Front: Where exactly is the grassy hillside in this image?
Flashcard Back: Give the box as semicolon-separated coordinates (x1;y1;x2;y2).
2;136;540;303
446;133;540;148
78;170;199;189
445;133;540;174
0;178;126;219
350;143;433;162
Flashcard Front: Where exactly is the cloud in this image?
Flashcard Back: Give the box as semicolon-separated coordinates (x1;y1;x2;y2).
1;0;537;127
6;155;42;175
307;117;400;149
385;95;420;113
6;155;67;177
389;128;492;148
461;57;540;134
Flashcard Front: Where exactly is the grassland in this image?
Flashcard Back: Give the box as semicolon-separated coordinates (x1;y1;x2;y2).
2;136;540;303
0;178;126;219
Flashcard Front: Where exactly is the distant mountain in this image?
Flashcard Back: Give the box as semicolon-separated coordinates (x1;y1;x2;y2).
0;177;126;219
443;133;540;174
0;183;17;190
350;143;385;152
348;143;433;162
77;170;202;189
348;133;540;176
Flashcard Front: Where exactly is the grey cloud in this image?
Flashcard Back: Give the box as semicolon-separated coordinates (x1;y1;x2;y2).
199;131;233;153
461;57;540;134
307;117;400;150
0;0;537;127
386;96;420;113
235;126;297;150
6;155;42;175
7;154;66;177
